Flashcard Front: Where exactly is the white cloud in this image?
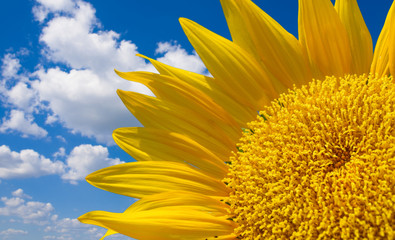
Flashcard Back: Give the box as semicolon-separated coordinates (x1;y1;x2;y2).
45;113;58;125
0;143;121;183
0;189;108;240
0;145;65;179
4;82;37;112
56;135;66;143
39;5;148;73
53;147;66;158
32;67;146;144
43;236;56;240
0;110;48;138
37;1;155;75
0;228;28;236
36;0;74;12
11;189;32;200
156;41;207;75
30;0;153;144
44;218;84;233
33;0;75;22
31;0;208;145
0;196;54;225
1;54;21;80
32;6;49;23
44;217;131;240
61;144;123;184
0;54;39;114
3;0;207;146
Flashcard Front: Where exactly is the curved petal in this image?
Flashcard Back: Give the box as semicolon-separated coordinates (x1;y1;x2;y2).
388;2;395;76
180;18;287;110
117;90;236;156
334;0;373;74
100;230;117;240
79;192;237;240
299;0;352;78
113;127;228;179
137;55;256;125
86;161;229;199
221;0;311;87
220;0;258;59
115;70;241;142
370;2;394;77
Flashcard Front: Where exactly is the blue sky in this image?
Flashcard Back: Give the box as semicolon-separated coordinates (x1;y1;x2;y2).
0;0;392;239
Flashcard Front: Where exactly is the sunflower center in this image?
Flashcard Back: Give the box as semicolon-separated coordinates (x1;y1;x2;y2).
225;75;394;239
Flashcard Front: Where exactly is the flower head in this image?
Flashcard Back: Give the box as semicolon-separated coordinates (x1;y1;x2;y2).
79;0;395;239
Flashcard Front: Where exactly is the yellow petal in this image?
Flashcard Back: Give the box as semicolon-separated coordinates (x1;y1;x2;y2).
79;192;236;240
219;0;257;59
221;0;311;87
136;55;256;125
100;230;116;240
113;127;228;179
117;90;236;156
388;2;395;76
299;0;352;78
86;161;229;199
370;2;394;77
334;0;373;74
115;70;241;142
180;18;286;110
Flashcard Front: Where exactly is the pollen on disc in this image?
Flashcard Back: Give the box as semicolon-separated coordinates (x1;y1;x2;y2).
226;75;395;239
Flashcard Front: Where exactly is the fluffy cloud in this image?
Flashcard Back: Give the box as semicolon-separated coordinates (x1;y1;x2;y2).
32;0;74;22
44;218;90;234
0;228;28;238
30;0;207;145
53;147;66;158
44;217;130;240
56;135;66;143
36;0;74;11
0;143;121;183
38;1;152;74
11;189;32;200
0;189;129;240
0;55;43;138
0;144;122;183
0;190;113;240
156;41;208;75
1;54;21;80
2;0;207;145
0;54;39;114
4;83;37;112
0;145;64;179
32;67;146;144
61;144;123;184
0;110;47;138
0;195;54;225
31;0;153;144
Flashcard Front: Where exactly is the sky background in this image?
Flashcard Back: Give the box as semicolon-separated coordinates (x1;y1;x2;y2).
0;0;392;239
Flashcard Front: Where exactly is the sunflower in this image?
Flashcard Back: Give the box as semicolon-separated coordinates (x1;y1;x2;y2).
79;0;395;239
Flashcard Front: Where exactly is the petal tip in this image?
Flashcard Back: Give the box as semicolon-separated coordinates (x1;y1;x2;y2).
114;68;122;77
179;17;195;29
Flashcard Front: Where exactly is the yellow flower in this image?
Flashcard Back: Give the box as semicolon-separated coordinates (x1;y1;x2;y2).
79;0;395;239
